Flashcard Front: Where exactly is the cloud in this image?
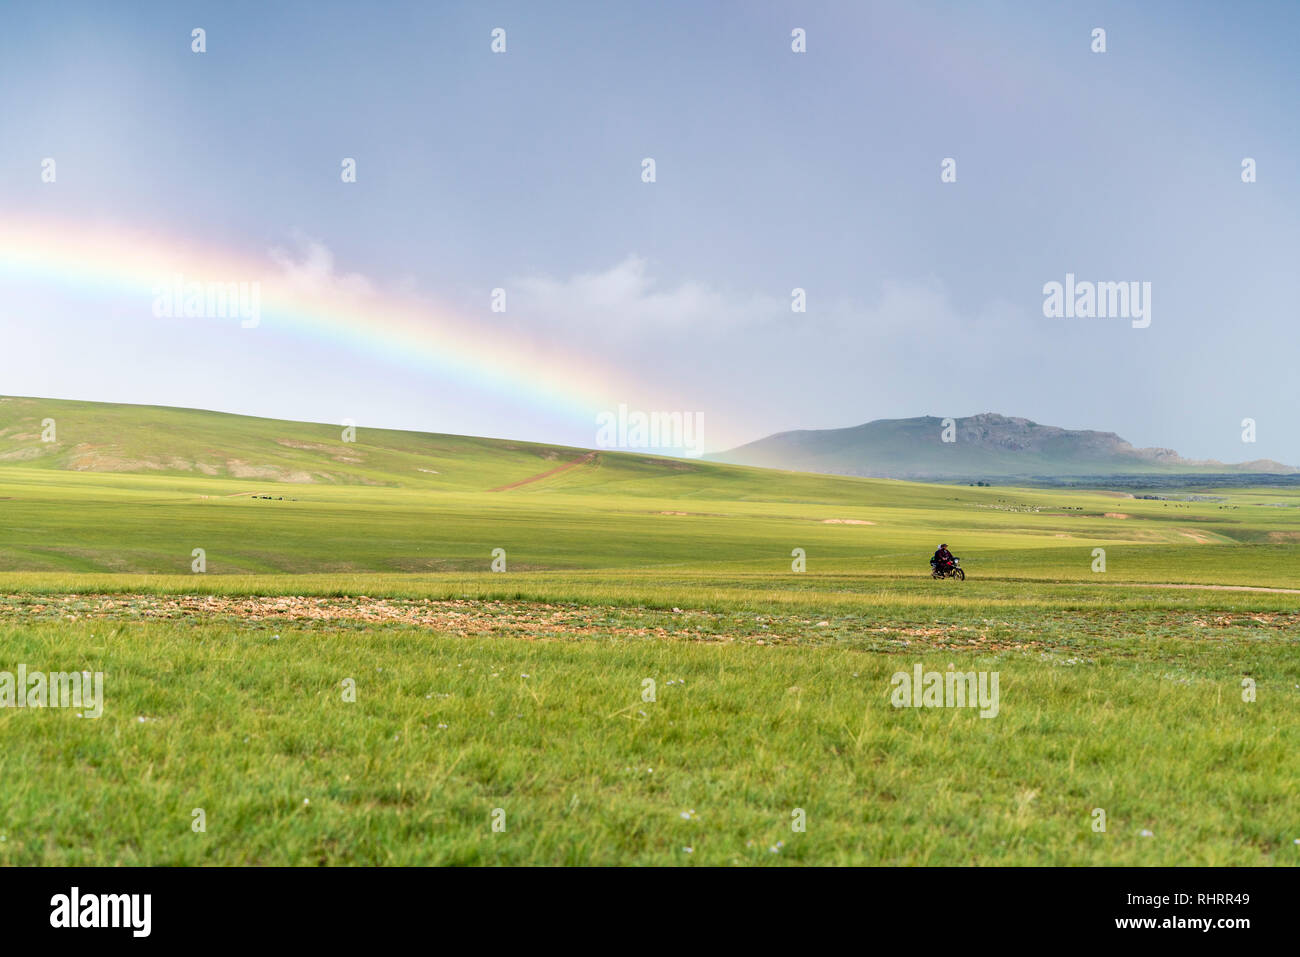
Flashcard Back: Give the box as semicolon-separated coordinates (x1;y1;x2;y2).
510;255;786;332
508;257;1028;348
269;235;375;299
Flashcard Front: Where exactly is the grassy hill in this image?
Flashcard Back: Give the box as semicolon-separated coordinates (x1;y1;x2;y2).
711;412;1297;482
0;395;601;491
2;396;1300;585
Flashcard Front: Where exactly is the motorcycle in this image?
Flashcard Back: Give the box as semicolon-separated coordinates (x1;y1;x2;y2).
930;556;965;580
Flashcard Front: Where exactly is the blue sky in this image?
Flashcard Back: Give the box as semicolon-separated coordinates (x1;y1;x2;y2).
1;0;1297;461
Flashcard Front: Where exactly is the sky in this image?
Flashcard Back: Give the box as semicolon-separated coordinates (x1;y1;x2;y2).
0;0;1296;462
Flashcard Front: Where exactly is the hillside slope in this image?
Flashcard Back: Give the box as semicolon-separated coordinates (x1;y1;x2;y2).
0;395;612;492
0;394;838;501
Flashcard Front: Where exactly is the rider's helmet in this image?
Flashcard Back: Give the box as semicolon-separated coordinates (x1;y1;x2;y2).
940;544;947;549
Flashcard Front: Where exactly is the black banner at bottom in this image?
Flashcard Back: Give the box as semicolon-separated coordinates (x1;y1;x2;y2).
0;865;1285;944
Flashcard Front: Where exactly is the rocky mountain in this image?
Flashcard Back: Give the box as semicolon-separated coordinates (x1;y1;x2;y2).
709;413;1297;481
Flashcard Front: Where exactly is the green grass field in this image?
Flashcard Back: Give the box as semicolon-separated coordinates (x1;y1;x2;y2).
0;397;1297;864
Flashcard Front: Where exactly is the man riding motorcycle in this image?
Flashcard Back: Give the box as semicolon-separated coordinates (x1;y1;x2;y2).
931;544;956;572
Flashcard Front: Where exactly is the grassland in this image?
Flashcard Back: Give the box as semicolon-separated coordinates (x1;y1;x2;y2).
0;397;1297;864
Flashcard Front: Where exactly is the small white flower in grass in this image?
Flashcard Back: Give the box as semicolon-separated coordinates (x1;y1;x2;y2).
682;846;693;854
437;723;448;729
1139;829;1154;838
521;673;530;678
1293;838;1299;845
303;798;310;806
638;710;647;717
680;809;697;820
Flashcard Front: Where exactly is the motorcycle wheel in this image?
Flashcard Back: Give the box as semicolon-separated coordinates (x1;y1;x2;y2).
954;567;965;580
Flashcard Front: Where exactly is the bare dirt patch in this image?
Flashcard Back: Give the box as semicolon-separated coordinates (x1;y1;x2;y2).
0;593;689;641
6;593;1298;653
226;460;316;483
274;439;335;452
0;447;45;462
0;594;1033;651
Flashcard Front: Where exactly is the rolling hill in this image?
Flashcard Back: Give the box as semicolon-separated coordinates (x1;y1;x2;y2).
710;413;1297;482
3;395;1300;583
0;394;618;492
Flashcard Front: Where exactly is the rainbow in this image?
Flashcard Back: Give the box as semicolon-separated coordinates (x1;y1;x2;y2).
0;215;718;443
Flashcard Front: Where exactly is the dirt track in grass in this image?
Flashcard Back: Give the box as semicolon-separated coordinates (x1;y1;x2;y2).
2;593;1298;657
1105;581;1300;595
489;451;598;491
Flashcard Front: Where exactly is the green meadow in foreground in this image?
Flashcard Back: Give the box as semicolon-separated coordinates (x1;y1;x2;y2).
0;599;1295;866
0;397;1297;864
